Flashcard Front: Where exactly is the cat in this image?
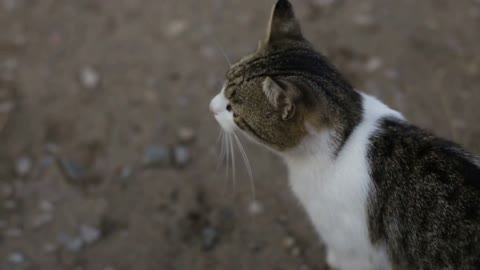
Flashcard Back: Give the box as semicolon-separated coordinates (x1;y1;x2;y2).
209;0;480;269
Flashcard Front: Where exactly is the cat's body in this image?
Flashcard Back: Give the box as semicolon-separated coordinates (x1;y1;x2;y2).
210;1;480;269
284;94;400;270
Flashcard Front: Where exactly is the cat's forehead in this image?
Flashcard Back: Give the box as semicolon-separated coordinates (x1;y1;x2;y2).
225;53;261;83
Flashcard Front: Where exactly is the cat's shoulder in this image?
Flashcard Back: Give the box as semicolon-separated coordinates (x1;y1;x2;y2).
368;114;480;190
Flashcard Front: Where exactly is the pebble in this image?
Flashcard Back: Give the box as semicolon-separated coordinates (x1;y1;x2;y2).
39;200;54;212
165;20;188;38
143;145;171;168
15;157;32;177
5;252;31;270
201;226;219;251
58;233;85;252
353;13;375;27
58;158;85;180
365;57;383;73
30;212;53;229
119;165;134;179
177;127;196;144
282;236;296;249
43;243;58;253
248;200;264;216
79;67;100;90
384;68;399;80
291;246;302;257
173;145;191;168
79;224;101;244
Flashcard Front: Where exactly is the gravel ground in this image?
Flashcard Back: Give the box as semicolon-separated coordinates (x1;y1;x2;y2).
0;0;479;269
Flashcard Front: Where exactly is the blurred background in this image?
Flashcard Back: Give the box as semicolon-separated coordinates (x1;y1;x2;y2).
0;0;479;269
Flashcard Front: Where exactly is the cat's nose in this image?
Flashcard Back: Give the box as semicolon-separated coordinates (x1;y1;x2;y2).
210;94;227;115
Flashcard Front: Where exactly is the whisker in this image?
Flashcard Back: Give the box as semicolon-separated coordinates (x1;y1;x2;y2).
201;27;232;66
229;133;237;192
215;131;226;173
225;133;230;179
212;36;232;66
233;133;256;199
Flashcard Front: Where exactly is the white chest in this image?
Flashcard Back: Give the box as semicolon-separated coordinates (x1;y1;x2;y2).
282;94;401;270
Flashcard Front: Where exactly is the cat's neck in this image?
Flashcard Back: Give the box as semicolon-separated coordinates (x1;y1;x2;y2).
281;93;404;167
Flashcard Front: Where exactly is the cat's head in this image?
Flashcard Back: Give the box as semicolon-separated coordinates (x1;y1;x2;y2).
210;0;361;153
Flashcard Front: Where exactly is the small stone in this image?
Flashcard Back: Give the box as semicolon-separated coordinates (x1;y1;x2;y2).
15;157;32;177
79;224;101;244
365;57;383;73
384;68;399;80
58;159;85;180
45;143;60;154
119;165;134;179
353;13;375;27
31;213;53;229
282;236;296;249
143;90;158;103
143;145;171;168
165;20;188;38
5;228;23;237
177;127;196;144
248;200;264;216
173;146;191;168
58;233;84;252
5;252;31;270
291;246;302;257
79;67;100;90
202;226;219;251
43;243;58;253
39;200;54;212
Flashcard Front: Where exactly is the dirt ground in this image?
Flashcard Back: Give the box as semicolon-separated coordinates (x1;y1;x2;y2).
0;0;479;269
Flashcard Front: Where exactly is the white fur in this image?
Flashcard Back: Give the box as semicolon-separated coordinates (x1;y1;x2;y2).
282;93;403;270
210;83;235;133
210;87;404;270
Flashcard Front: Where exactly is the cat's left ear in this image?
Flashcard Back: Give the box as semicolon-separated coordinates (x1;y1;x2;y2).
262;77;296;120
265;0;304;44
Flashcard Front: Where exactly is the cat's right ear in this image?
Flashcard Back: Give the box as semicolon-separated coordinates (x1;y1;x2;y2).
262;77;296;120
265;0;304;45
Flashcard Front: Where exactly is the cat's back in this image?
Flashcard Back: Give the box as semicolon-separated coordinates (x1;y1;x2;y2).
368;117;480;269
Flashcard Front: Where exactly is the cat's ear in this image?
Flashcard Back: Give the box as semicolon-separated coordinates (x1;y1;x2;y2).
262;77;296;120
265;0;304;44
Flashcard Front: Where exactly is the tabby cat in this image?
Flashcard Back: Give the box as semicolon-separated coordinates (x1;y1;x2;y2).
209;1;480;269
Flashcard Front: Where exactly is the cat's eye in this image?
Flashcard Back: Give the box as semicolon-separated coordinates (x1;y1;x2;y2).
226;104;232;112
